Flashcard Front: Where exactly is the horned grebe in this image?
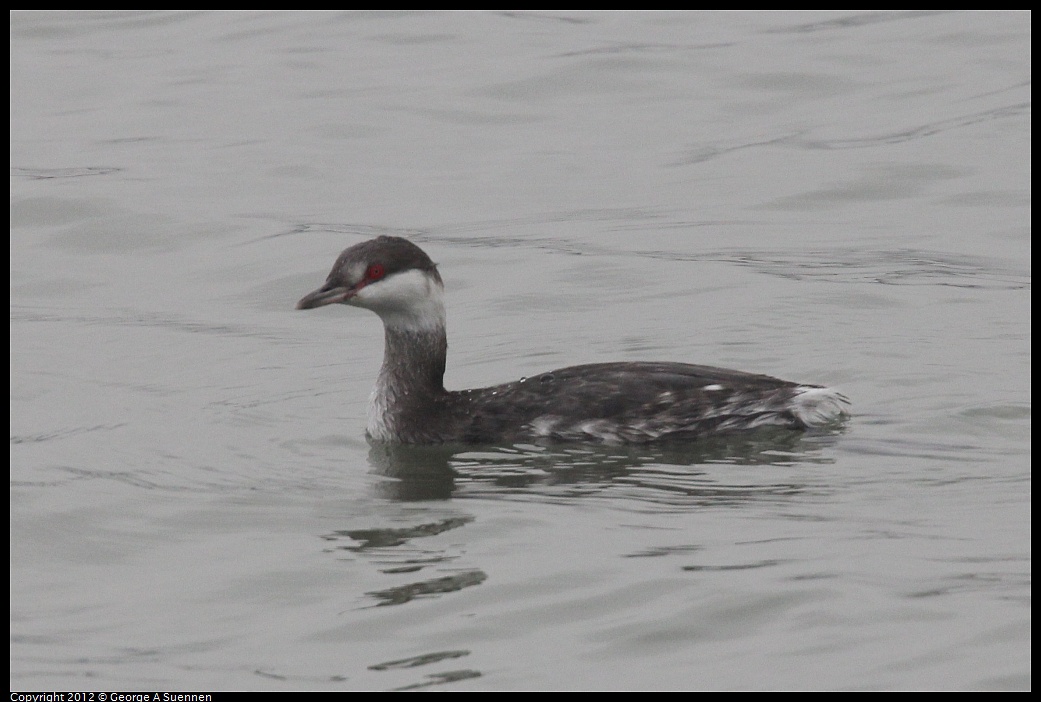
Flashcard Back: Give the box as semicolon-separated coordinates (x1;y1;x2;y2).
297;236;849;445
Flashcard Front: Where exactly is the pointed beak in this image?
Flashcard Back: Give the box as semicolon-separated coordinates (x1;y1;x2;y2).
296;283;355;310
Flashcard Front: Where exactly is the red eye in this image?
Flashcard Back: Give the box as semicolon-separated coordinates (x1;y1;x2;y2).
365;263;385;281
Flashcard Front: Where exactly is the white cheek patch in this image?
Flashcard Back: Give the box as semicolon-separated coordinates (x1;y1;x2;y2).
354;269;446;331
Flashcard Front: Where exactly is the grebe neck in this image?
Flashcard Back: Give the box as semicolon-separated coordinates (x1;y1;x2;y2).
367;321;449;441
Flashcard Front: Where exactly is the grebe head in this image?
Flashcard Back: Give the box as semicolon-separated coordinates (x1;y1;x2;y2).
296;236;445;331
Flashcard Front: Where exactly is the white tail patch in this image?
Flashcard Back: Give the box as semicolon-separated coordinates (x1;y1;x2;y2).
790;386;850;427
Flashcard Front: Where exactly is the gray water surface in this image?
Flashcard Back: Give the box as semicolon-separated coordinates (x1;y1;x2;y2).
10;11;1030;691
